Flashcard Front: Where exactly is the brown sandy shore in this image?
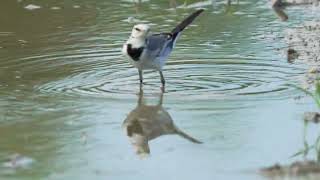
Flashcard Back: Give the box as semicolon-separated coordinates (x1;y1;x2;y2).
273;0;319;6
261;1;320;179
272;0;320;87
261;161;320;179
285;20;320;88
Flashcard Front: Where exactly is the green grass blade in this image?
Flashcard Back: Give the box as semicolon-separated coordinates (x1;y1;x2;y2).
287;83;320;108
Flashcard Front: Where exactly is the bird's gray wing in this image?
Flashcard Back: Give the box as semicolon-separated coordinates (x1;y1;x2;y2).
145;33;174;58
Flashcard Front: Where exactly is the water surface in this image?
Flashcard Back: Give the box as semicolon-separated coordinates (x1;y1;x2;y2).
1;0;320;180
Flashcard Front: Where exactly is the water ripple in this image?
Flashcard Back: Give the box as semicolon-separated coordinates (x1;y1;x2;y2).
35;52;302;101
0;1;305;102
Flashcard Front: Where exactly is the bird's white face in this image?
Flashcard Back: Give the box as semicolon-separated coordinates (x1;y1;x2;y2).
130;24;150;39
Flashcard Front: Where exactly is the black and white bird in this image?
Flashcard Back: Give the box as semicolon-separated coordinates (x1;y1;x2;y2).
122;9;204;87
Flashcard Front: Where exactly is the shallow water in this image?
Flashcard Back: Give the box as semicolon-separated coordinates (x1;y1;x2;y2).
1;0;320;180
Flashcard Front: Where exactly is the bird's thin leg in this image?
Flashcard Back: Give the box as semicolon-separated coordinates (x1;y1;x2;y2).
159;71;166;92
159;71;165;85
138;70;143;84
158;90;164;106
138;87;143;106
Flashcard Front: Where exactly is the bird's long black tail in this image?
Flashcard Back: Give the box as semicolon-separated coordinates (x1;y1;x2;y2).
171;9;204;36
175;127;203;144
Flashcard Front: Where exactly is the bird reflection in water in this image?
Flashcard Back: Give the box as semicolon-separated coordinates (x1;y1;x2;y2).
122;90;202;157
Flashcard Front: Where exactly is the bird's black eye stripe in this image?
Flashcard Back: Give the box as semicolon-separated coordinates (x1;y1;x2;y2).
135;28;141;31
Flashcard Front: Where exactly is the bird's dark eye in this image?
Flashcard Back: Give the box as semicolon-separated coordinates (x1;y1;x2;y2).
134;28;141;32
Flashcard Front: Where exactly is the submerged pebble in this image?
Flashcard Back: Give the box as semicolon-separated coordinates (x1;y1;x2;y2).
2;153;35;169
51;6;61;10
123;17;141;23
24;4;41;10
18;39;27;44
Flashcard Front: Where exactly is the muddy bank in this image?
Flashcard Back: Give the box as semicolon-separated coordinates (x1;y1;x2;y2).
272;0;319;21
261;161;320;179
285;21;320;64
261;5;320;179
304;112;320;123
273;0;319;6
272;0;320;87
284;20;320;87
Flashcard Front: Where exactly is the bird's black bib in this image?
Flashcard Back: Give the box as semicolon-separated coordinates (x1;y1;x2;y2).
127;44;144;61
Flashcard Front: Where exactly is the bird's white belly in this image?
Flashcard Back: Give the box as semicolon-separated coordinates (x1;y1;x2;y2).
122;44;168;71
137;54;162;70
128;54;165;71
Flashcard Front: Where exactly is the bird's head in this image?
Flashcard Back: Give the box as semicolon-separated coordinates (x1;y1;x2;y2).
130;24;150;39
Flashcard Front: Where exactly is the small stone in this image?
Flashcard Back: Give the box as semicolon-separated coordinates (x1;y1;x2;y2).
24;4;41;10
18;39;27;43
304;112;320;123
287;48;299;62
308;67;319;74
50;6;61;10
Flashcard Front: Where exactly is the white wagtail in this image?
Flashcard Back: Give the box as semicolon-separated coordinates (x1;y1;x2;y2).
122;9;204;87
